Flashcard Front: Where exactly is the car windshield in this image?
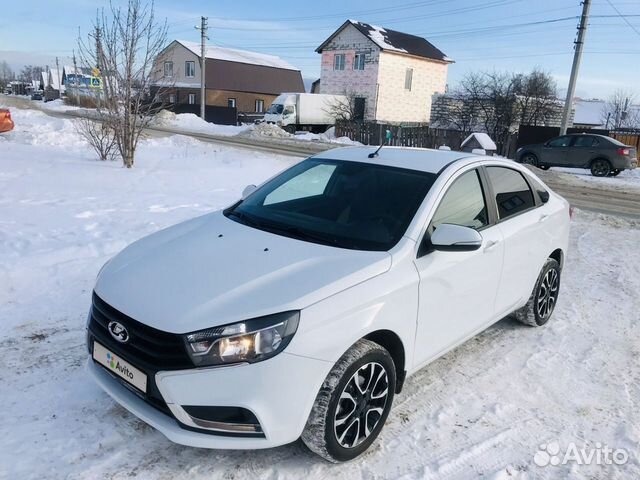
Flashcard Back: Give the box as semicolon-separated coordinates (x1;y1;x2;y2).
225;159;437;251
266;103;284;115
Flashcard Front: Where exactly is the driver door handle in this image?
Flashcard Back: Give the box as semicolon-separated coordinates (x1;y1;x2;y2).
484;240;500;252
539;214;550;223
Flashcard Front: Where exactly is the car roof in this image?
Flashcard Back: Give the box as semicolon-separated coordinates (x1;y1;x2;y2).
566;133;610;139
310;146;475;174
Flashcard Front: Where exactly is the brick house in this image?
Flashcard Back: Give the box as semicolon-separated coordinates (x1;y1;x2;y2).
151;40;304;114
316;20;453;123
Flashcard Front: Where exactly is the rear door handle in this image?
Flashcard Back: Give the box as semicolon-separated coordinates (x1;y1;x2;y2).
539;214;550;223
484;240;500;252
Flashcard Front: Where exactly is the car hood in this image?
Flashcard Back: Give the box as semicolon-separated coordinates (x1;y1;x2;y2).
94;211;391;334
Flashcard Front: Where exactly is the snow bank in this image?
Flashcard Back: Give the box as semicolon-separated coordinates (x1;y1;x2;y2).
161;113;252;136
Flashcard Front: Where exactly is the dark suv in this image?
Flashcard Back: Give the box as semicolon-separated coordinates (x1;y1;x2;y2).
517;134;638;177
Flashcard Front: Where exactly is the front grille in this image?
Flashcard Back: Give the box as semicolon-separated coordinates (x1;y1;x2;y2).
88;292;193;415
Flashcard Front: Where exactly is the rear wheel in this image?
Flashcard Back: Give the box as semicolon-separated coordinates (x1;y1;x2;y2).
301;339;395;463
521;153;538;166
608;169;621;177
590;159;611;177
513;258;561;327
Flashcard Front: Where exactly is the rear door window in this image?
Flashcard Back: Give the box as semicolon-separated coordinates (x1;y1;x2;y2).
572;136;597;147
486;167;536;220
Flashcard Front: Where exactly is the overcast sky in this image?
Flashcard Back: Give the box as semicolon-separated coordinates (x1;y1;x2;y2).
2;0;639;99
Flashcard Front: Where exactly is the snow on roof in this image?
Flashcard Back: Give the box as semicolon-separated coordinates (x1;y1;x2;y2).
462;133;497;151
573;100;606;127
48;68;63;90
317;20;451;63
350;20;407;54
176;40;299;71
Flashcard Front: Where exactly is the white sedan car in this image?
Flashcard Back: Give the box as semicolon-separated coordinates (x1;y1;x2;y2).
87;146;570;462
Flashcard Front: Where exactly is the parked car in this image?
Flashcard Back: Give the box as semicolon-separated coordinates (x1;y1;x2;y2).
517;133;638;177
0;108;14;133
87;147;570;462
31;91;43;101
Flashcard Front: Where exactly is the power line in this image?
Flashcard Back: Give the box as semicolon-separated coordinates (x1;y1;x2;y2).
603;0;640;38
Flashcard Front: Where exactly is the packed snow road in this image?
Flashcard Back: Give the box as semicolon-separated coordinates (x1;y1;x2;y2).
0;107;639;479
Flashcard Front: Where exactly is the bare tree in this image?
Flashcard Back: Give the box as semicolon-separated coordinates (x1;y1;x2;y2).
602;90;640;130
78;0;169;167
19;65;44;82
514;69;559;126
0;61;14;90
74;115;118;161
324;89;359;121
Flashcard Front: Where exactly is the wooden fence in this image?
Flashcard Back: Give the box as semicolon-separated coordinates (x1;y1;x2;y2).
335;121;467;151
611;131;640;152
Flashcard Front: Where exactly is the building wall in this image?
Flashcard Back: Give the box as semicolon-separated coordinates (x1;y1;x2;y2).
206;89;278;113
318;24;380;121
376;52;448;124
151;42;201;88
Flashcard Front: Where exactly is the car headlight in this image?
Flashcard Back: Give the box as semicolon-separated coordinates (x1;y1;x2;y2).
183;311;300;366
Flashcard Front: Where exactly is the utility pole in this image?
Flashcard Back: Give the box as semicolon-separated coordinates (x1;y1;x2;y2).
560;0;591;135
55;56;62;100
72;49;80;105
195;16;208;120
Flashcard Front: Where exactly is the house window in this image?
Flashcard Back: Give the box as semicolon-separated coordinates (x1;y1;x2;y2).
353;53;365;70
185;61;195;78
334;54;345;71
164;61;173;77
228;98;236;108
255;99;264;113
168;94;176;103
405;68;413;91
188;93;196;105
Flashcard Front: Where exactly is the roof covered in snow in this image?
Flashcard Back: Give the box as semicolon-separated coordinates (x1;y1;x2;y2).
175;40;299;71
316;20;452;63
462;133;497;151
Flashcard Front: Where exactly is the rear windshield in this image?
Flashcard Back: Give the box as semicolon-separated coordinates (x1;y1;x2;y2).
225;159;437;251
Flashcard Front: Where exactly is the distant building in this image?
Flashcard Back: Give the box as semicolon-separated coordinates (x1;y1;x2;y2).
316;20;452;123
151;40;304;114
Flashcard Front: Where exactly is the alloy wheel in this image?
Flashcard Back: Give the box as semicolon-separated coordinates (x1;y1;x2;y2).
591;160;610;177
537;268;559;319
334;362;389;449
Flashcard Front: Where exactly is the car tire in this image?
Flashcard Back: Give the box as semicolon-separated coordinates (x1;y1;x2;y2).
590;159;611;177
608;169;621;177
520;153;538;166
512;258;561;327
301;339;396;463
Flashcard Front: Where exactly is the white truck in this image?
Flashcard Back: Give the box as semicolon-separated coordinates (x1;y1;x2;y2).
263;93;349;133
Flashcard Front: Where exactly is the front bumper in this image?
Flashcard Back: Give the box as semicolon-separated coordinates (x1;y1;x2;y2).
87;349;332;449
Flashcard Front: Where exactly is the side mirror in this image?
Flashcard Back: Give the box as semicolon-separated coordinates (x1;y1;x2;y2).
241;184;257;199
538;190;550;203
430;224;483;252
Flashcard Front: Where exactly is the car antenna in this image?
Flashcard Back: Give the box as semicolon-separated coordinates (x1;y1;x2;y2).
368;129;392;158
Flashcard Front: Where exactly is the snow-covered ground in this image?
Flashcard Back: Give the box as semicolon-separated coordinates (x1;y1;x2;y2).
548;166;640;190
154;111;359;145
1;107;639;479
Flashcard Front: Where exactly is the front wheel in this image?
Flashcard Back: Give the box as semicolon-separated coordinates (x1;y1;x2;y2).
590;159;611;177
301;339;396;462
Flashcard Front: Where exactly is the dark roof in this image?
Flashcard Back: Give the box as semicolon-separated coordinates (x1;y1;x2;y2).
316;20;452;63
